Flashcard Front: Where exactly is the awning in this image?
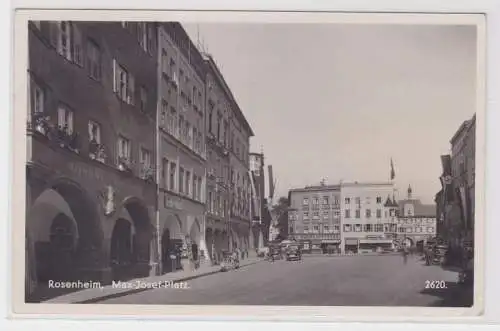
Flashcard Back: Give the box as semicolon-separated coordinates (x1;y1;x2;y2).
345;239;358;245
359;239;394;244
321;240;340;244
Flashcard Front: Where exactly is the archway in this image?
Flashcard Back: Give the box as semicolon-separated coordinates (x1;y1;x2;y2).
403;237;414;248
161;229;172;273
205;228;214;264
27;180;103;293
110;198;152;280
189;218;201;261
110;218;134;280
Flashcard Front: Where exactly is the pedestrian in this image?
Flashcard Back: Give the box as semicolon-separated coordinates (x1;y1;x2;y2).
402;245;409;265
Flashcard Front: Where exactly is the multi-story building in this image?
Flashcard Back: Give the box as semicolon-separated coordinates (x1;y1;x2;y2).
227;87;254;253
340;182;395;253
203;53;232;263
396;185;437;250
436;114;475;256
156;23;208;272
26;21;158;299
249;152;267;249
288;184;342;254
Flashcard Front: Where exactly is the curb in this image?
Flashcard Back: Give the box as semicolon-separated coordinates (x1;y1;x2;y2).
75;259;262;304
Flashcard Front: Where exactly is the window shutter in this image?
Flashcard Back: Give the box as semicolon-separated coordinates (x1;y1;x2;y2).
67;110;74;134
88;121;93;141
57;107;65;129
112;59;117;93
72;24;83;66
128;74;135;105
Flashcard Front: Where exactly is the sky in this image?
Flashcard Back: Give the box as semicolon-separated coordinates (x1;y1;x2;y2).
183;23;477;204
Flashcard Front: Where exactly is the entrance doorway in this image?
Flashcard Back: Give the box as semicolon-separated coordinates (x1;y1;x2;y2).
110;218;133;280
161;229;172;273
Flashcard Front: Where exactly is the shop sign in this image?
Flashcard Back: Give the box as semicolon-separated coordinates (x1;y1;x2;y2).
68;161;107;184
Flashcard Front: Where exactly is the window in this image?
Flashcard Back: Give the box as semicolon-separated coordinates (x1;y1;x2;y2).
185;171;191;196
334;210;341;218
375;224;384;232
345;209;351;218
355;224;362;232
192;175;197;200
313;210;319;217
72;24;83;66
57;21;71;60
355;197;361;206
399;227;405;233
334;225;340;232
303;211;309;219
343;224;352;232
178;168;185;194
355;209;361;219
428;227;434;233
313;225;320;232
416;227;422;233
304;226;309;233
303;198;309;206
313;197;319;205
140;148;151;168
169;162;176;191
376;196;382;204
87;40;101;80
323;197;329;205
197;177;202;201
137;22;147;52
366;197;371;204
31;82;44;114
117;136;131;163
57;106;73;133
345;197;351;204
376;209;382;218
140;87;147;112
168;107;177;135
179;116;184;140
161;158;168;187
161;49;169;74
364;224;373;232
88;121;101;144
366;209;372;218
113;61;135;104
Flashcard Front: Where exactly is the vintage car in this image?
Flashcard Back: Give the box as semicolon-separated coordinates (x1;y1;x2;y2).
285;244;302;261
267;245;283;262
220;251;240;272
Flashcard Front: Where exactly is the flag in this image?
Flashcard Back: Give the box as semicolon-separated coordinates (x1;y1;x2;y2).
390;158;395;180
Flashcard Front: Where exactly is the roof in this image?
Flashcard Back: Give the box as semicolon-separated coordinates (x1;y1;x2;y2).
450;114;476;145
289;184;341;194
398;199;436;217
203;53;255;137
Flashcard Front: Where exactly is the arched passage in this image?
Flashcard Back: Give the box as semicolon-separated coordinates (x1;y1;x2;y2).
26;179;103;288
110;197;152;280
189;218;201;261
205;228;214;263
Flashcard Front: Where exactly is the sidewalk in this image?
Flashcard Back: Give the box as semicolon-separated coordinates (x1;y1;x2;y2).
44;257;263;304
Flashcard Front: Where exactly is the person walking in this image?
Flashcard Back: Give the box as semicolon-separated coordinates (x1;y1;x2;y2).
402;245;409;265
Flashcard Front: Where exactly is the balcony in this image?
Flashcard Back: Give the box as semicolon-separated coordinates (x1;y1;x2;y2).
29;114;81;155
117;156;133;174
139;164;155;184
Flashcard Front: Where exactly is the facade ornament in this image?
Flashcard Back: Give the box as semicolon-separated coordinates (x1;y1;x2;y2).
98;185;116;216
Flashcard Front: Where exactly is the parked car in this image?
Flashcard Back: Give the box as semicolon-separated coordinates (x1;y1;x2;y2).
220;251;240;272
285;245;302;261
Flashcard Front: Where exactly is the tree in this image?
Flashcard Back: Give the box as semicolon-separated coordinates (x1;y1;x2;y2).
272;197;290;239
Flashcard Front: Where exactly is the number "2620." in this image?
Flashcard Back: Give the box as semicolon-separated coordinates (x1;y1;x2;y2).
425;280;447;289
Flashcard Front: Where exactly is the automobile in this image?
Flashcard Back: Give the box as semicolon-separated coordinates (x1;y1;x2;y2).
285;245;302;261
220;251;240;272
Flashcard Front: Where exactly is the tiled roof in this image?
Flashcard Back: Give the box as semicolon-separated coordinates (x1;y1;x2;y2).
398;199;436;217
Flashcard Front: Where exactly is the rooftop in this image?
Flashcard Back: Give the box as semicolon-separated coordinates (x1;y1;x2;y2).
398;199;436;217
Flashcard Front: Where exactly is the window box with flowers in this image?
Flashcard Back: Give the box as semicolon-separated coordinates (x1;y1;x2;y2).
89;139;107;163
55;124;80;154
117;156;133;173
32;113;52;136
140;165;155;183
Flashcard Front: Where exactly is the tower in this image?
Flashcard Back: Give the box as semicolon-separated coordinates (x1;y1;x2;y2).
408;184;413;199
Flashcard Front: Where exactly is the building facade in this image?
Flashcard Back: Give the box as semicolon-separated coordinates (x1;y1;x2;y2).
203;54;232;263
228;91;254;253
437;114;475;255
26;21;158;298
156;23;208;272
340;182;395;253
288;185;342;254
395;185;437;249
249;152;267;249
